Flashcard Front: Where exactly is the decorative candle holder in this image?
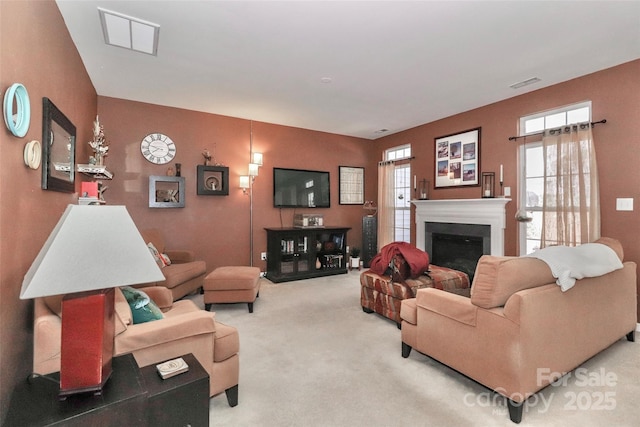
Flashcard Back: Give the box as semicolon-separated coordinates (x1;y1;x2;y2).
419;179;430;200
481;172;495;198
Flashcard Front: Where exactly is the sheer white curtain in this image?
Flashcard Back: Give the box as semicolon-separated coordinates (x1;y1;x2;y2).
377;161;396;248
540;125;600;247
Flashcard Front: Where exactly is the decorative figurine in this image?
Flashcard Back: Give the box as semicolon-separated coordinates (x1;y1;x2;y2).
88;116;108;166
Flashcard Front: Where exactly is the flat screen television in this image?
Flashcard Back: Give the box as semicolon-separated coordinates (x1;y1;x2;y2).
273;168;330;208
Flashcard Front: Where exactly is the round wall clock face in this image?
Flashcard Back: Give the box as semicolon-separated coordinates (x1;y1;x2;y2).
140;133;176;164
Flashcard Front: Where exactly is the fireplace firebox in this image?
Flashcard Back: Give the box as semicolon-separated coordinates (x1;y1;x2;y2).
426;222;490;282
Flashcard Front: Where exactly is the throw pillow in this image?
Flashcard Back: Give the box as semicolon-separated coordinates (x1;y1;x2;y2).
147;242;164;268
160;253;172;266
120;286;164;324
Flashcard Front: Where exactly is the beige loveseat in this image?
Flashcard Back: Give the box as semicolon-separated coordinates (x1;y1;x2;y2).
400;237;637;423
34;286;240;406
140;228;207;301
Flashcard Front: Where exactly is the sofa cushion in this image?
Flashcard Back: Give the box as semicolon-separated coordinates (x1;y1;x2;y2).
121;286;164;324
140;228;166;253
44;291;131;335
213;320;240;363
43;295;64;317
158;261;207;289
470;238;624;309
470;255;555;309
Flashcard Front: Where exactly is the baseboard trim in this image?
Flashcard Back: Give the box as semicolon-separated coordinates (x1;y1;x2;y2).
636;323;640;332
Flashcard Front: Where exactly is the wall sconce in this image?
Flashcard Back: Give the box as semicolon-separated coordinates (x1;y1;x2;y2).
252;152;263;167
248;163;260;177
239;175;250;195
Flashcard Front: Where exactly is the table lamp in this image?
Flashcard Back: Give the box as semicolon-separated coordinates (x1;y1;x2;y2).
20;204;164;398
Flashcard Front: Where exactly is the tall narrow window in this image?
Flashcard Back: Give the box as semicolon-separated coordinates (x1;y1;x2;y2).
383;145;411;243
518;102;592;254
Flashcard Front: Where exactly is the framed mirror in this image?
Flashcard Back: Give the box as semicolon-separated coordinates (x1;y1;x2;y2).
42;97;75;193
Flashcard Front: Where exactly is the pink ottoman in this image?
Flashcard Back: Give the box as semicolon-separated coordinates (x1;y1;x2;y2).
204;266;261;313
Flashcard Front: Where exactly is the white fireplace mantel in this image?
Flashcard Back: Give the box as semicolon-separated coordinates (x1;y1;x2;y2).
412;198;510;256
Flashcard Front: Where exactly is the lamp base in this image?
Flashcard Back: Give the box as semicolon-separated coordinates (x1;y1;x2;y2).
59;288;115;398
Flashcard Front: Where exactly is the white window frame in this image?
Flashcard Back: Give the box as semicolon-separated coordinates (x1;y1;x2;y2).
518;102;591;255
385;144;412;243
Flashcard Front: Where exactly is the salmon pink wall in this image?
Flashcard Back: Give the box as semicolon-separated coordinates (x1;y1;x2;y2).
372;59;640;317
1;1;638;420
97;97;370;273
0;0;97;417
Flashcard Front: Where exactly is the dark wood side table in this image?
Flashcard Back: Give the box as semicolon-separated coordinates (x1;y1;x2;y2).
139;353;210;427
3;353;147;427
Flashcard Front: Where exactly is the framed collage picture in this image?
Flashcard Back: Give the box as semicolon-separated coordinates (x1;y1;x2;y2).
434;127;481;188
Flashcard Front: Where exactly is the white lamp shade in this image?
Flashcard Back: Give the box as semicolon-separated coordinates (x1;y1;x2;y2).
20;205;164;299
248;163;259;177
251;152;263;166
239;175;250;189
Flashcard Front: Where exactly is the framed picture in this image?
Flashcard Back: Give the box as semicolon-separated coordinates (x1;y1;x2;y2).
149;176;185;208
434;127;481;188
339;166;364;205
197;165;229;195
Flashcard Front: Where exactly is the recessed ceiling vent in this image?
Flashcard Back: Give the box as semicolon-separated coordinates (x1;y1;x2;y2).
98;7;160;56
510;77;541;89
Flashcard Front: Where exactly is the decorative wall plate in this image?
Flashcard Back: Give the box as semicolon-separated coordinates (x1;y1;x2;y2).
24;140;41;169
3;83;31;137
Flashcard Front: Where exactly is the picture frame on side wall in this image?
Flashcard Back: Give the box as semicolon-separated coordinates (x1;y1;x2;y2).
434;127;481;189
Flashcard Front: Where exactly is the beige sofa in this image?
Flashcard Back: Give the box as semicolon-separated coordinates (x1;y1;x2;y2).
139;228;207;301
34;286;240;406
400;238;637;423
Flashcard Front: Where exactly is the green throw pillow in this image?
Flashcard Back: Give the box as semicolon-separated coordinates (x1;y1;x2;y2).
120;286;164;324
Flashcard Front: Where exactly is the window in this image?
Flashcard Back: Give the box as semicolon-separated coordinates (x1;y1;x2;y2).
385;145;411;243
518;102;591;254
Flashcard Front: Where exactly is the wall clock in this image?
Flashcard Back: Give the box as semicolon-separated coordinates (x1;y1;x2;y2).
140;133;176;164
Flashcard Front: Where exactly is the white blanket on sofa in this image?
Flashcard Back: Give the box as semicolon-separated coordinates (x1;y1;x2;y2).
525;243;623;291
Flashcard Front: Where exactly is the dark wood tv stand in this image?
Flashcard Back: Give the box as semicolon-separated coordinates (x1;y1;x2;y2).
265;227;350;282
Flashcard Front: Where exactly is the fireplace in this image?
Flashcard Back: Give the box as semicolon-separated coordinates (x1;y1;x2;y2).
426;222;491;281
413;198;510;278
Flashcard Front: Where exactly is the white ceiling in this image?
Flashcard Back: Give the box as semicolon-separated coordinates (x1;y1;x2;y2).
56;1;640;140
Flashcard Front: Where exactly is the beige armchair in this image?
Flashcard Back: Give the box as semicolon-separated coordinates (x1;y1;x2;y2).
139;228;207;301
34;286;240;406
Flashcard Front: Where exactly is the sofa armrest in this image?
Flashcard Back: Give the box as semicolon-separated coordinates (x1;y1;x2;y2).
416;288;477;326
165;249;196;263
115;310;216;355
137;286;173;311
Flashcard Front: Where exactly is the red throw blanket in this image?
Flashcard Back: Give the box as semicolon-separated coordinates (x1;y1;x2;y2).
369;242;430;279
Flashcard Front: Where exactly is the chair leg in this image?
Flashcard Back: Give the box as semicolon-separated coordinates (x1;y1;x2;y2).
627;330;635;342
401;342;412;358
362;306;374;314
204;303;212;311
507;399;523;424
248;302;254;313
225;384;238;407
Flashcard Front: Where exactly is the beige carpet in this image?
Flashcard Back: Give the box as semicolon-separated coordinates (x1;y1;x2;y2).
187;271;639;427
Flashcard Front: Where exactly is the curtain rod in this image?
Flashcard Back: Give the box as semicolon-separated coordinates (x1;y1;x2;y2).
508;119;607;141
379;156;415;166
